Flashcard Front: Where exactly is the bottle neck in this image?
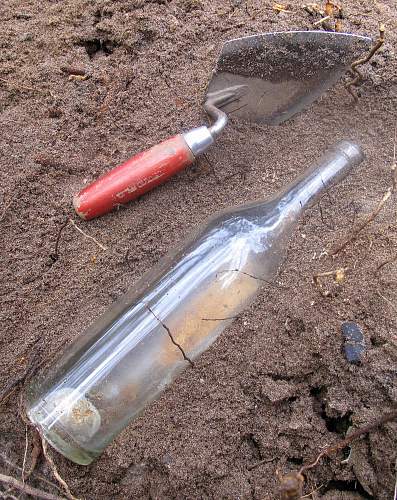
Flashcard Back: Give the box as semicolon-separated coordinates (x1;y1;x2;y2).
276;141;364;216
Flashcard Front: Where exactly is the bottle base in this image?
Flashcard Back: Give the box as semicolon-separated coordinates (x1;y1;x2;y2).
38;425;99;465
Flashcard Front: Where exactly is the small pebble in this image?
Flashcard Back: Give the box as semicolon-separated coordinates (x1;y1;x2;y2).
20;33;33;41
341;321;365;364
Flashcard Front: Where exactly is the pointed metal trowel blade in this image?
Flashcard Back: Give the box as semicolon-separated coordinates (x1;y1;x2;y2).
206;31;372;125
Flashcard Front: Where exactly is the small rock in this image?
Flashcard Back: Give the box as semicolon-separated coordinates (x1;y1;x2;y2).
261;377;295;403
20;33;33;41
341;322;365;364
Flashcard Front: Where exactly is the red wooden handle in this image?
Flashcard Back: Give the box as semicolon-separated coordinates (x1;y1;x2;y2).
73;135;194;220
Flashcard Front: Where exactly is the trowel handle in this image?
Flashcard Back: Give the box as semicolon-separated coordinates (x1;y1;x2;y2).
73;128;213;220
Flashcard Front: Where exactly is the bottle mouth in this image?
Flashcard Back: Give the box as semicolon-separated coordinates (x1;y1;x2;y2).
333;140;365;167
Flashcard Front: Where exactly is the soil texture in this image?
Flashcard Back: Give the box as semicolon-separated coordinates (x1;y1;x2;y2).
0;0;396;498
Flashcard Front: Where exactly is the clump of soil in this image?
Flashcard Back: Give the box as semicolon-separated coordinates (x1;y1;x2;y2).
0;0;396;498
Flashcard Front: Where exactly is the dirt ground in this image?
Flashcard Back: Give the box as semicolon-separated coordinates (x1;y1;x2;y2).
1;0;396;498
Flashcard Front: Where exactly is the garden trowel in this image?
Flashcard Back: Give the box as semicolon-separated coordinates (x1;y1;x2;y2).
74;31;371;220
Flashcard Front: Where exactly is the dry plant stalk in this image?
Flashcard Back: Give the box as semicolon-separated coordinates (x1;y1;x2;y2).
346;24;385;102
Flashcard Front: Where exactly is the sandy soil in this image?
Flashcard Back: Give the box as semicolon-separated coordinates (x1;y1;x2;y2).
0;0;396;498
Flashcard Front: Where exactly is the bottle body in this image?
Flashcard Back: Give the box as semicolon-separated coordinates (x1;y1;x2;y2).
26;141;364;464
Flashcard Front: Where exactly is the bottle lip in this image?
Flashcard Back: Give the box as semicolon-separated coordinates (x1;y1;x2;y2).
333;140;365;166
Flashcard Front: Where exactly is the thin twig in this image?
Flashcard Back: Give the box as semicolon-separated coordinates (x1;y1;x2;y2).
329;188;392;255
217;269;282;288
277;409;397;499
0;473;64;500
69;219;108;251
41;438;79;500
203;153;221;184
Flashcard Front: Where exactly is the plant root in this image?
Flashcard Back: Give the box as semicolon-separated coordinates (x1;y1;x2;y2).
41;438;79;500
25;429;42;479
50;219;70;263
69;219;108;251
345;24;385;102
277;408;397;499
329;188;392;256
0;473;64;500
0;452;60;493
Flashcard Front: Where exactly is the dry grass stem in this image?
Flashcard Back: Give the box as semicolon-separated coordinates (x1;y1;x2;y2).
69;219;108;251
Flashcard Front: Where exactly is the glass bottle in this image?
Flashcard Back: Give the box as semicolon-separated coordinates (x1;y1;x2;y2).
26;141;364;465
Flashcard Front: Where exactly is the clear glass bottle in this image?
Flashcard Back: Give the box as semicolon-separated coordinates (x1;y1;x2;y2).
26;141;364;465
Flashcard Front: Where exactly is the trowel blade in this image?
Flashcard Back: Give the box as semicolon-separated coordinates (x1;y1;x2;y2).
206;31;372;125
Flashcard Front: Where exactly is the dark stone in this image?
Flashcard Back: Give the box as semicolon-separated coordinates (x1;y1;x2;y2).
341;322;365;364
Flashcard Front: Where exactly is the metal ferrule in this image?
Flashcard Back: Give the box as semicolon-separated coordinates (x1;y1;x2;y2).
183;126;214;157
